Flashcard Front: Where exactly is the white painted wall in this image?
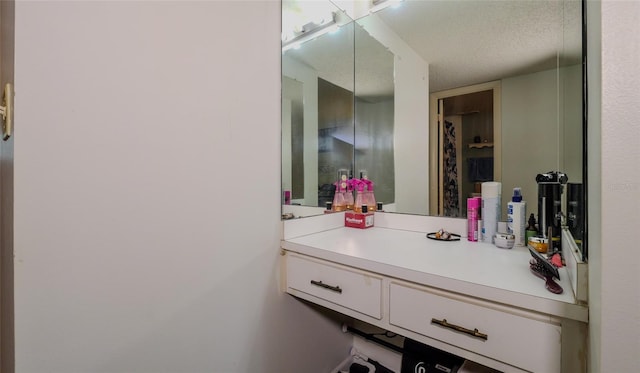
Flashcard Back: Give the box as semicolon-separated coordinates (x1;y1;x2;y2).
501;68;562;219
282;98;293;197
282;55;320;207
586;1;602;370
560;64;584;183
355;99;395;205
500;65;582;220
13;1;351;372
11;2;640;372
591;1;640;372
358;14;429;215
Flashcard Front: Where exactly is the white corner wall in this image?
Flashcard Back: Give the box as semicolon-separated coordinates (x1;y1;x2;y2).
357;14;429;215
586;1;602;371
13;2;351;372
594;0;640;372
501;68;562;217
282;56;320;207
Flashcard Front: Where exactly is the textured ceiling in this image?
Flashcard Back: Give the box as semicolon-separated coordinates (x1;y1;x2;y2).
283;0;582;96
378;0;582;93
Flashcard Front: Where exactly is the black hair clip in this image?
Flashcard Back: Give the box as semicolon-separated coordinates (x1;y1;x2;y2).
426;229;461;241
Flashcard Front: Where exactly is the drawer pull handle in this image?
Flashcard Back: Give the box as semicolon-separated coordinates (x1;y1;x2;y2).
310;280;342;294
431;318;488;341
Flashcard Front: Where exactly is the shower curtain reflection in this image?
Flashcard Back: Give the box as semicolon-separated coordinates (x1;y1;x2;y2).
442;119;461;217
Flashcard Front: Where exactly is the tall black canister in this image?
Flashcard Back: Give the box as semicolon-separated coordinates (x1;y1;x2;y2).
536;172;567;251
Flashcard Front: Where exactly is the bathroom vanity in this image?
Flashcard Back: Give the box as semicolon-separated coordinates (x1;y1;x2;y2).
280;1;588;370
281;212;588;372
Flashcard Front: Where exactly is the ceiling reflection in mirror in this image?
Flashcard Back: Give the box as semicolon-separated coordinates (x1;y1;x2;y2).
281;0;584;231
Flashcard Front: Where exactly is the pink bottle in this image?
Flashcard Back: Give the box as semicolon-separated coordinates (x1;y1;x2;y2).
362;179;377;211
345;179;355;210
467;197;481;241
353;180;365;213
283;190;291;205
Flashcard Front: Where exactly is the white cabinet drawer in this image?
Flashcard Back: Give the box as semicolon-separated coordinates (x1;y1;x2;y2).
389;282;561;373
286;254;382;319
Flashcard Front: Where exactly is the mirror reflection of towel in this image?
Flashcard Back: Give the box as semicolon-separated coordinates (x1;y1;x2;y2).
468;157;493;182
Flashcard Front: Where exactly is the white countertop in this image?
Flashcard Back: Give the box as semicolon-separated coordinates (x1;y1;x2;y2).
282;225;588;322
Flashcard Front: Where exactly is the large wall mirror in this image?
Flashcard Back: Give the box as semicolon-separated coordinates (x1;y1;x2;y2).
282;0;586;258
282;1;355;209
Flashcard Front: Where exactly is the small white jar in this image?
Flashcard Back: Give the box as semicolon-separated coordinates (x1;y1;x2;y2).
494;233;515;249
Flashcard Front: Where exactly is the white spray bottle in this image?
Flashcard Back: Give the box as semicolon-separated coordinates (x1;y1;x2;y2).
507;187;527;246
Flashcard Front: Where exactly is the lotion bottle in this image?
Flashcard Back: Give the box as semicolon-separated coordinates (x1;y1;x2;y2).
507;187;526;246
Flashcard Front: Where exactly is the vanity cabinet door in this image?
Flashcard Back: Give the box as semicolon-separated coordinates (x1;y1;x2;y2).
389;282;561;373
286;254;383;319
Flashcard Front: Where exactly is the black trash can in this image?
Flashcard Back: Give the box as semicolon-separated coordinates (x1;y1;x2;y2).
400;339;464;373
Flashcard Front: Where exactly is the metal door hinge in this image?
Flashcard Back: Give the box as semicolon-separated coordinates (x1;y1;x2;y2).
1;83;14;141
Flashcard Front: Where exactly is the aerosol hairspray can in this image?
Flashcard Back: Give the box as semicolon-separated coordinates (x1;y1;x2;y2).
482;182;502;244
467;197;481;241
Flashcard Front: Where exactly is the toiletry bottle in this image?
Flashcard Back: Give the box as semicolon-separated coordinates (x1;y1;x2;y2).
362;179;377;211
339;172;350;211
353;180;365;213
332;181;346;212
525;213;538;244
481;182;502;244
507;187;527;246
467;197;481;241
345;179;355;210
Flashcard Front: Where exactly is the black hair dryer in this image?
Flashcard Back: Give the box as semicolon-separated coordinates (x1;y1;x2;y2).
536;171;568;250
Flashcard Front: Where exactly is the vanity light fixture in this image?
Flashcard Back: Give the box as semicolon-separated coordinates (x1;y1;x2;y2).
282;14;339;53
369;0;404;14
